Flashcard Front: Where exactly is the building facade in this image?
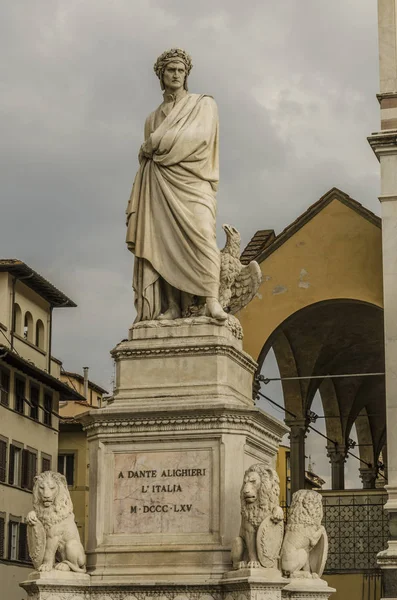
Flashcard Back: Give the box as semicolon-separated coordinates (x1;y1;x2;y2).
59;369;108;545
238;189;385;600
0;260;84;599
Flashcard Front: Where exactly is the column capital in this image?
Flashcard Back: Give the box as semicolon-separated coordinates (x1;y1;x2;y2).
326;444;347;464
359;466;378;489
285;418;308;434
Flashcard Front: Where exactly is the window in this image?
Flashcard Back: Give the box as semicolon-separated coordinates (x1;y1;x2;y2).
0;440;6;483
30;385;39;420
58;454;75;486
8;521;18;560
8;445;21;486
23;312;33;342
0;368;10;406
0;515;4;558
43;393;52;426
41;456;51;472
13;303;22;335
35;320;45;349
6;520;29;562
21;449;37;491
18;523;29;562
15;377;25;414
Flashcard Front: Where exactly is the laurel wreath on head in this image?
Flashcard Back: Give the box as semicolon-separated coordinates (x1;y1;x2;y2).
153;48;193;79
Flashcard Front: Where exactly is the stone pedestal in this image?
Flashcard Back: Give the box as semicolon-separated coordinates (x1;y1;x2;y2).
81;317;288;584
282;579;336;600
21;572;293;600
21;571;91;599
222;568;288;600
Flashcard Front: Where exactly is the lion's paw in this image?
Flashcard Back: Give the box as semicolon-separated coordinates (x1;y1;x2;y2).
291;571;312;579
26;511;38;526
39;563;53;572
246;561;262;569
272;507;284;522
237;561;247;570
55;562;71;571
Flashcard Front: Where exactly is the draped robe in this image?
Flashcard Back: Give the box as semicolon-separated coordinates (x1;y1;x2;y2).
126;93;221;322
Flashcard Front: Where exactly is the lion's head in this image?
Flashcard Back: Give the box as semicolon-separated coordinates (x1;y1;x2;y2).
240;463;280;528
287;490;323;529
33;471;73;529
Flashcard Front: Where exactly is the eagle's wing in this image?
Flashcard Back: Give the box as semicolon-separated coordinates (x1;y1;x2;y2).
228;261;262;315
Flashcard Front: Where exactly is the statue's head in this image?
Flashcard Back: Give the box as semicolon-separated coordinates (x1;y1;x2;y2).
240;463;281;527
154;48;193;92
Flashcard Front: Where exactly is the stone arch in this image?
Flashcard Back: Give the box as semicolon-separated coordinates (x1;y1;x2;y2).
254;298;384;492
35;319;45;349
13;303;22;335
23;311;33;342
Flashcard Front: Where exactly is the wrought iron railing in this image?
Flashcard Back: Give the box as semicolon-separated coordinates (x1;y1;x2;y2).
321;491;388;573
281;491;388;573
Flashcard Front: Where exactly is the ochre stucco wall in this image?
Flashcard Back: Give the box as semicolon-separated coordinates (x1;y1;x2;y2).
238;199;383;362
324;573;381;600
58;428;89;545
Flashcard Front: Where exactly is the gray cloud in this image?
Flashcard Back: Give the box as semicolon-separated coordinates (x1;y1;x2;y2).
1;0;380;460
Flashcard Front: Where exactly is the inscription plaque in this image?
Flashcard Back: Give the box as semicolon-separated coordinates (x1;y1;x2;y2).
113;449;211;534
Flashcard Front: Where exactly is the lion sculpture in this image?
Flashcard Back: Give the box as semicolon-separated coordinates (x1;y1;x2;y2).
280;490;328;579
231;463;284;570
26;471;86;573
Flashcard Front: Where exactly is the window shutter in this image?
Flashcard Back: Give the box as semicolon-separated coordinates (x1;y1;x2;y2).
8;444;15;485
65;455;74;486
0;370;9;406
0;517;4;558
42;457;51;472
0;440;6;483
8;520;13;559
21;449;29;489
18;523;28;561
29;453;37;490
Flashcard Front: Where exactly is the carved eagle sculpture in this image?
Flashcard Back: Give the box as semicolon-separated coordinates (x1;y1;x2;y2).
219;224;262;314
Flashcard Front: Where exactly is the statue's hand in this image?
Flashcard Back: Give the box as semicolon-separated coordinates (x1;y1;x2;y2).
139;139;153;160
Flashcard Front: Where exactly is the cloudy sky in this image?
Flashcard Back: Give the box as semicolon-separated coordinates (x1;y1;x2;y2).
1;1;381;486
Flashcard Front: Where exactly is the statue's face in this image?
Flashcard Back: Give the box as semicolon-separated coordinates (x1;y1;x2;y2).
38;477;58;507
162;61;186;92
243;471;261;504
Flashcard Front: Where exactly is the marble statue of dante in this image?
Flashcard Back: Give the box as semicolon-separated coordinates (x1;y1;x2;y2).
126;48;227;323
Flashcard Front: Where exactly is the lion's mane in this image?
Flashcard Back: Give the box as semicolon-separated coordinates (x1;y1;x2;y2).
33;471;74;530
240;464;281;528
286;490;323;531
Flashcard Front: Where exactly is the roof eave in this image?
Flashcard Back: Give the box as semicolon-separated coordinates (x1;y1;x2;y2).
0;346;85;401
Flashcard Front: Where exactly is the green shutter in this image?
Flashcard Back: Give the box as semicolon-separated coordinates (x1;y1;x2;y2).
0;441;6;483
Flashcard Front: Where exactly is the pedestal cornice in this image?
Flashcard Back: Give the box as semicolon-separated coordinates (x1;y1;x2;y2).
80;405;288;446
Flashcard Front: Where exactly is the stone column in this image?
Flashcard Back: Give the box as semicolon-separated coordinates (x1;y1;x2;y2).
368;1;397;595
327;445;346;490
287;419;307;494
